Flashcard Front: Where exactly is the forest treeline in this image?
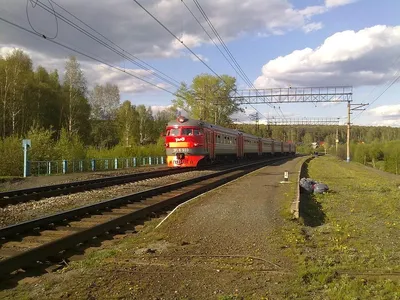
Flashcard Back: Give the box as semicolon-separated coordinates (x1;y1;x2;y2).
0;49;399;176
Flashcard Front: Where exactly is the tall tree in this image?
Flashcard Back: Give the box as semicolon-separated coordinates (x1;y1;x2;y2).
62;56;88;135
153;106;178;136
136;105;154;145
172;74;243;126
0;50;33;137
89;83;120;120
116;101;139;147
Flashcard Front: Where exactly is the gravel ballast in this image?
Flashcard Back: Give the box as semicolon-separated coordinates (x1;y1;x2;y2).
0;170;217;228
0;165;167;192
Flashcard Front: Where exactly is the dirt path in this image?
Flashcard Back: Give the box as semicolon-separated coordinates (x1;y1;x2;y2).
0;157;304;299
95;157;303;299
131;157;303;298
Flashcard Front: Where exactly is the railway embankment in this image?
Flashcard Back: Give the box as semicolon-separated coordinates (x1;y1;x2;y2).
1;155;399;299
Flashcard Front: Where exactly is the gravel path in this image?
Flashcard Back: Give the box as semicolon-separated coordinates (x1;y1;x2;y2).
0;165;167;192
103;156;304;299
0;170;217;228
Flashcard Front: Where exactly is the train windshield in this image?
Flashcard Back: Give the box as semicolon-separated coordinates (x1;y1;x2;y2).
167;128;180;136
181;128;203;136
167;128;203;136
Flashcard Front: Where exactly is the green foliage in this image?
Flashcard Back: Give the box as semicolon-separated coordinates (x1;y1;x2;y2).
26;125;55;161
54;129;86;160
383;141;400;174
0;136;23;176
172;73;242;126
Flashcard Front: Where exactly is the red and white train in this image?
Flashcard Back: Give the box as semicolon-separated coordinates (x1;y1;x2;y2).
164;116;296;167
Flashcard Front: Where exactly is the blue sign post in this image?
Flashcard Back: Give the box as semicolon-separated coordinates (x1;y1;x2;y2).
22;139;31;178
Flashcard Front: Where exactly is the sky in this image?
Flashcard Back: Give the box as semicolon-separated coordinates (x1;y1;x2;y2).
1;0;400;127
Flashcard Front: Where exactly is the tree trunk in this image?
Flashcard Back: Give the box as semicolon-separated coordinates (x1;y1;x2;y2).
69;83;73;133
2;66;10;139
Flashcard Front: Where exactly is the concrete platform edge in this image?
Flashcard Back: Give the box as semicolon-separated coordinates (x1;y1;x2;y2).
291;155;313;219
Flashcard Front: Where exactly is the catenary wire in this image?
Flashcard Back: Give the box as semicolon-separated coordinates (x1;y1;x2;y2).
133;0;281;126
353;71;400;121
48;0;180;86
26;0;59;39
181;0;276;123
0;16;181;96
32;0;181;88
187;0;286;121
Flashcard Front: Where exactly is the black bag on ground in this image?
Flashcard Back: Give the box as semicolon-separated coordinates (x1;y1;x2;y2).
300;177;316;193
313;183;329;194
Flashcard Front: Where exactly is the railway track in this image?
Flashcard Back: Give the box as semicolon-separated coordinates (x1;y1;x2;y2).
0;167;192;208
0;157;289;278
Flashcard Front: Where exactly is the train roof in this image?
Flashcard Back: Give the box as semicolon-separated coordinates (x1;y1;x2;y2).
167;117;240;136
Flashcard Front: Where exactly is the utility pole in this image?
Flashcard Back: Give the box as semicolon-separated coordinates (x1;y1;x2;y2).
346;101;351;162
249;112;259;134
214;97;218;125
346;102;368;162
336;125;339;154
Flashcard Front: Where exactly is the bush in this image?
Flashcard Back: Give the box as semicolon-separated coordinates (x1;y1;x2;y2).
54;129;86;160
0;136;23;176
26;125;55;161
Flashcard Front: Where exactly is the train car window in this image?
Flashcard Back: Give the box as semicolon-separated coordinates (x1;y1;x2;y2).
181;128;193;136
167;128;180;136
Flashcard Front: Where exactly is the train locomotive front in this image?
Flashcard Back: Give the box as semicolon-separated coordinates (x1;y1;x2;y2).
165;116;207;167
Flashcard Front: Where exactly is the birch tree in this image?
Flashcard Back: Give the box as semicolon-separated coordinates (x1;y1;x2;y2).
63;56;88;134
89;83;120;120
116;101;139;147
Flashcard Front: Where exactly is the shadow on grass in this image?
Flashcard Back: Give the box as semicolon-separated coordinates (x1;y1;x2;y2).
298;159;326;227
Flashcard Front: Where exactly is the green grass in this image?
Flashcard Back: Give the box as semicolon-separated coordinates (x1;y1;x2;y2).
282;155;400;299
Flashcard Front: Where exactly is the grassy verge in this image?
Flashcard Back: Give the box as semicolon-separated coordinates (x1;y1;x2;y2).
281;155;400;299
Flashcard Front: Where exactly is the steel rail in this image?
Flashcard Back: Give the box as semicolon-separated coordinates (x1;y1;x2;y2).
0;157;291;277
0;167;191;207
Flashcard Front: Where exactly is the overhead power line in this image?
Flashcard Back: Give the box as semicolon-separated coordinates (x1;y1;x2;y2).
185;0;287;121
48;0;180;87
132;0;223;80
133;0;267;124
30;0;181;88
353;71;400;121
0;16;179;96
181;0;274;122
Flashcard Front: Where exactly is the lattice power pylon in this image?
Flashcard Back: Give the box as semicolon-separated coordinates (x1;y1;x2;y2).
229;86;363;162
231;86;353;104
267;118;341;126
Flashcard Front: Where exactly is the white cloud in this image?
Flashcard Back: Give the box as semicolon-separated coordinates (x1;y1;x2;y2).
150;105;173;114
0;0;352;63
303;22;324;33
0;0;355;97
364;104;400;127
254;25;400;88
371;119;400;127
325;0;356;8
368;104;400;119
189;53;209;62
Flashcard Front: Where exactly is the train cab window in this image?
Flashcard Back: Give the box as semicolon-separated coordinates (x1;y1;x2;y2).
181;128;193;136
167;128;180;136
193;129;203;135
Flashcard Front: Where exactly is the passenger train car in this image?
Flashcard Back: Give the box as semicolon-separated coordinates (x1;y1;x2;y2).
165;116;296;167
